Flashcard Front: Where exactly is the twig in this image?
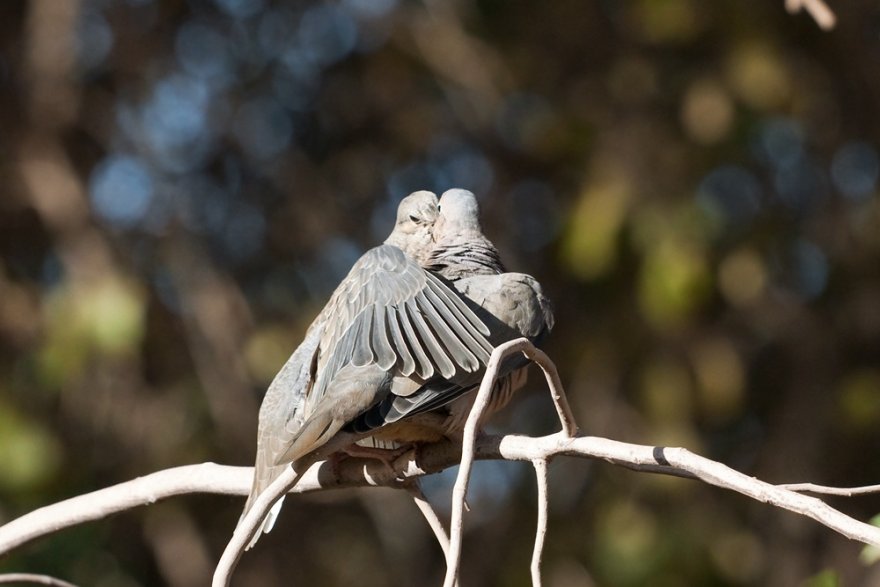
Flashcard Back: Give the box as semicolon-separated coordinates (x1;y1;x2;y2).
407;482;451;558
778;483;880;496
212;457;311;587
443;338;578;587
531;458;549;587
519;345;578;438
560;437;880;547
785;0;836;30
406;482;456;587
0;573;78;587
443;339;513;587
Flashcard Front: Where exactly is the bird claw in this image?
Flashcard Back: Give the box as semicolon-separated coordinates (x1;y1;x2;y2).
340;443;413;478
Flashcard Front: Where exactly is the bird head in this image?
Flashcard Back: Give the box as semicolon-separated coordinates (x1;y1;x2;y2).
434;189;482;239
384;190;439;263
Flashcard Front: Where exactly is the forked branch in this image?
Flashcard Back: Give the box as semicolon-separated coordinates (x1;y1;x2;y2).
2;340;879;586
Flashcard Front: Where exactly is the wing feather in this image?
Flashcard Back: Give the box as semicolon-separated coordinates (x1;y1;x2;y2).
307;244;498;420
425;277;494;356
405;298;455;379
350;314;373;368
386;308;416;376
420;285;483;371
371;305;397;371
416;294;479;373
396;302;434;379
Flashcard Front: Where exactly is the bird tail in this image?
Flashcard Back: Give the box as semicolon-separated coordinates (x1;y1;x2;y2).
238;496;284;551
238;461;287;550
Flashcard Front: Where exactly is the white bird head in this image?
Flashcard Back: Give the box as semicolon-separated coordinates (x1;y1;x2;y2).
384;190;439;263
435;189;482;239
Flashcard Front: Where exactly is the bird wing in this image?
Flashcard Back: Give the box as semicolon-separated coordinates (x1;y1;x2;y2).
239;314;324;542
346;272;555;434
263;244;494;465
306;244;494;410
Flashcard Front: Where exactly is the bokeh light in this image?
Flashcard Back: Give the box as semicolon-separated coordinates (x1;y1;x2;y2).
696;165;763;230
89;155;154;228
831;141;879;200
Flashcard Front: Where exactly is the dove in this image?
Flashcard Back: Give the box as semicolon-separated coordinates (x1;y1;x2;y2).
347;189;554;439
239;190;494;546
428;189;554;433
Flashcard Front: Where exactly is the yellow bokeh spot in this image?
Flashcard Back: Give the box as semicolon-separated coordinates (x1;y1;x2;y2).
719;248;766;306
726;43;792;111
838;370;880;431
641;356;693;423
691;338;745;422
244;326;302;385
638;238;711;329
78;277;146;353
38;276;146;387
630;0;704;44
0;399;61;491
681;78;734;144
561;167;633;281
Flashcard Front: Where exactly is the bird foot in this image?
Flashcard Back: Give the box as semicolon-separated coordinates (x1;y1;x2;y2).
340;443;413;478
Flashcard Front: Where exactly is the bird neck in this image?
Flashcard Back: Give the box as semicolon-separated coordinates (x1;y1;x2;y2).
426;231;505;280
385;230;433;265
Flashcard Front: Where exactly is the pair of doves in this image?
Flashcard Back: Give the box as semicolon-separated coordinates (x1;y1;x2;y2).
239;189;554;546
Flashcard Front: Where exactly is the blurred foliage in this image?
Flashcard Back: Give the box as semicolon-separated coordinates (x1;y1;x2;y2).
1;0;880;585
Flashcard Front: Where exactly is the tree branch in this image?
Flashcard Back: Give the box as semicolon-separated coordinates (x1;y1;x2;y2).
3;341;879;585
785;0;836;30
444;338;577;587
530;458;549;587
406;482;454;582
0;574;78;587
778;482;880;496
3;433;879;565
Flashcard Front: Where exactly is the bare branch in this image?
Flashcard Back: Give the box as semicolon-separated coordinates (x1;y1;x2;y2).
531;458;549;587
0;573;78;587
442;338;579;587
785;0;837;30
3;434;879;565
443;339;508;587
212;458;308;587
520;345;578;437
406;482;453;576
3;339;879;585
0;462;247;555
779;483;880;496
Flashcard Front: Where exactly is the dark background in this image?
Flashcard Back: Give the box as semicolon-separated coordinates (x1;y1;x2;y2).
1;0;879;585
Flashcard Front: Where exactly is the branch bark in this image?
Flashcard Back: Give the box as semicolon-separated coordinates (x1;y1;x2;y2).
444;338;577;587
530;458;549;587
0;574;78;587
2;433;880;563
785;0;836;30
3;340;879;585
